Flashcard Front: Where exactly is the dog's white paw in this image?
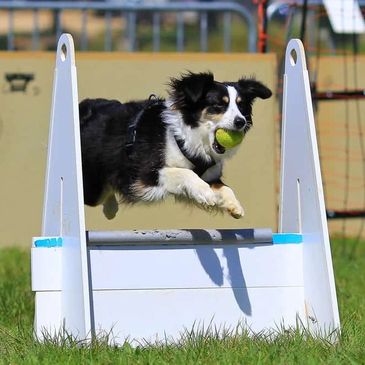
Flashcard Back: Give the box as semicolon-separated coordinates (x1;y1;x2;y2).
226;201;245;219
212;185;244;218
190;182;216;206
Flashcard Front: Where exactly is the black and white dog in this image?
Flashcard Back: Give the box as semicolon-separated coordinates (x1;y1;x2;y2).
79;72;272;219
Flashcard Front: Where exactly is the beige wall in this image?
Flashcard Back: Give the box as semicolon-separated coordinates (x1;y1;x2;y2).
0;52;277;246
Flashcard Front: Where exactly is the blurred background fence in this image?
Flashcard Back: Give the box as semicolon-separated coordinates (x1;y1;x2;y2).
0;1;256;52
2;1;365;54
2;0;365;245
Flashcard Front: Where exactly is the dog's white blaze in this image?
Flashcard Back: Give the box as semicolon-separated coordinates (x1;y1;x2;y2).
220;86;246;129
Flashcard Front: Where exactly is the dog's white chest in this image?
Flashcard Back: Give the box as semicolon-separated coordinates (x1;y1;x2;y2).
165;132;194;169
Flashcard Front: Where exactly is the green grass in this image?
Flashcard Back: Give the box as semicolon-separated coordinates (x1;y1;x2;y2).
0;239;364;364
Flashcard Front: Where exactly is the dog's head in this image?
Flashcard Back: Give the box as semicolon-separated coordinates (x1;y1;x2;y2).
168;71;272;157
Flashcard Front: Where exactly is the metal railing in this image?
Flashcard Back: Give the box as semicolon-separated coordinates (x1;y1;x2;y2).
0;1;256;52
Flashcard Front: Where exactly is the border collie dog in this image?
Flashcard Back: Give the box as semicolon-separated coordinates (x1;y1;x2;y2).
79;72;272;219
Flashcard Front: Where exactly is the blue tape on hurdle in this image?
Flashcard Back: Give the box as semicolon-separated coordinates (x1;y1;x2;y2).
272;233;303;244
34;237;63;248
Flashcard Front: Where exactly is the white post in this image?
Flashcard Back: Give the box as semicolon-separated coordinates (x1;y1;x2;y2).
42;34;92;340
279;39;340;335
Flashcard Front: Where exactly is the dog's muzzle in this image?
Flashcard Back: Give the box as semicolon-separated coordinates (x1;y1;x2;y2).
213;136;226;154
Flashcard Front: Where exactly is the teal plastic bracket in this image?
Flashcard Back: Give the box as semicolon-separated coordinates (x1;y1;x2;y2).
272;233;303;244
34;237;63;248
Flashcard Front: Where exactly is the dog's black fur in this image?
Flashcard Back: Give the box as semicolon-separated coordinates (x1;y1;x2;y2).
79;72;272;219
80;99;167;205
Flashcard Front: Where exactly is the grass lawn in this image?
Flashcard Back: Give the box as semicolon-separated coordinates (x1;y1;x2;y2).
0;238;364;364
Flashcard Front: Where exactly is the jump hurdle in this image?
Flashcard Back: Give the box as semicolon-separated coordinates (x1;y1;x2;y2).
31;34;340;345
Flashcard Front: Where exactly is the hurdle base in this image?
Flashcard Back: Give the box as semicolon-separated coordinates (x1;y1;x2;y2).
32;234;314;345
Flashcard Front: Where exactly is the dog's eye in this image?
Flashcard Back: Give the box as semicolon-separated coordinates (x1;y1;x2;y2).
210;105;224;113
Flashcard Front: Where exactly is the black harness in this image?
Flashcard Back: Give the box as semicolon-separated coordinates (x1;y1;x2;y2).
126;95;216;177
174;136;216;177
126;94;161;155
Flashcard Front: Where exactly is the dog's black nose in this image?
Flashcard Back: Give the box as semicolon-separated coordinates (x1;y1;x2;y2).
234;116;246;130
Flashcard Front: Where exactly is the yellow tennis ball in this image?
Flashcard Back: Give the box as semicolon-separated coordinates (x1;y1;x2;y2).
215;128;244;148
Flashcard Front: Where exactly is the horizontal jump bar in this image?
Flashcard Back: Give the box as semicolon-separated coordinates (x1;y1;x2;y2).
86;228;273;246
33;231;303;247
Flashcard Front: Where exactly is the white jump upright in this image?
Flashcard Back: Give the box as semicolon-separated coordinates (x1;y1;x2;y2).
280;40;340;334
31;34;340;345
34;34;92;340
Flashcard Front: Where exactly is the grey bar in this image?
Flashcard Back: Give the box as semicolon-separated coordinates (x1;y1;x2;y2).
81;9;88;51
121;11;125;51
87;228;273;246
176;12;184;52
32;9;40;51
8;9;14;50
55;9;62;43
104;10;112;52
200;11;208;52
223;11;231;53
152;12;160;52
127;11;136;52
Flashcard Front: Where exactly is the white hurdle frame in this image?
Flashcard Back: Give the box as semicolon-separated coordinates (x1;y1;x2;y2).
31;34;340;345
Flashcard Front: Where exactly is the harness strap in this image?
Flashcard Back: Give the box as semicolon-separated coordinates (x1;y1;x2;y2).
174;136;216;177
126;94;160;155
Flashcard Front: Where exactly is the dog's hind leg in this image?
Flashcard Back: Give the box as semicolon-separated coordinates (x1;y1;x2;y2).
102;193;119;220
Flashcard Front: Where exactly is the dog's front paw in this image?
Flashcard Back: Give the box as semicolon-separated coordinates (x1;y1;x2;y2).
212;185;244;218
190;182;217;207
226;202;245;219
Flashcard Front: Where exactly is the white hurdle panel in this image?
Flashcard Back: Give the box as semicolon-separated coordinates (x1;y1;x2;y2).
31;34;340;345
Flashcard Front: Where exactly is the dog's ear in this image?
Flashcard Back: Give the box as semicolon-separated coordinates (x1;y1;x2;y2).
169;72;214;107
237;78;272;100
